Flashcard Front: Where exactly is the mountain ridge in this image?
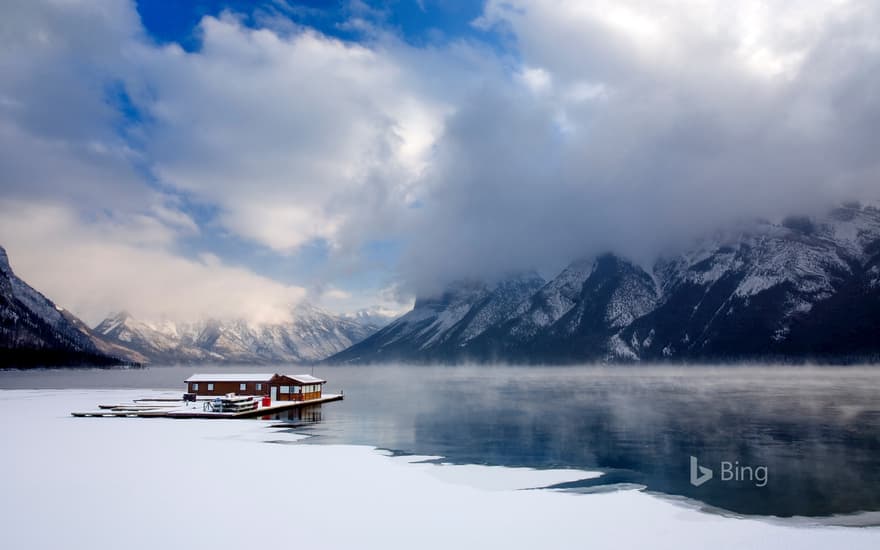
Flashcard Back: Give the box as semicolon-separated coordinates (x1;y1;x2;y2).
1;244;384;366
328;203;880;364
5;202;880;367
93;302;381;365
330;272;546;363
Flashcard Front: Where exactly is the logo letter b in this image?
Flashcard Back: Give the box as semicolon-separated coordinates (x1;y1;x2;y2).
690;456;713;487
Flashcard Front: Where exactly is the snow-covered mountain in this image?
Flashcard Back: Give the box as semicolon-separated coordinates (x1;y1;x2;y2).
0;245;142;367
330;203;880;364
467;254;660;362
330;272;546;363
94;302;381;364
617;204;880;361
343;306;400;329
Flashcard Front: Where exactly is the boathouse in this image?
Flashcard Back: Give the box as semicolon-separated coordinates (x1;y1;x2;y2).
184;373;326;401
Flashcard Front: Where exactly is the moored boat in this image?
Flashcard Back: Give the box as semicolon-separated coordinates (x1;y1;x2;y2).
203;394;259;413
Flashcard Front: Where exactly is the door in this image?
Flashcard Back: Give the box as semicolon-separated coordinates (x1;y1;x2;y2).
270;386;278;402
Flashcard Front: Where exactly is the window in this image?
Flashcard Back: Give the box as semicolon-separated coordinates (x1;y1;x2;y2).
192;383;199;391
256;383;262;391
207;383;214;391
293;386;301;394
280;386;290;394
240;383;246;391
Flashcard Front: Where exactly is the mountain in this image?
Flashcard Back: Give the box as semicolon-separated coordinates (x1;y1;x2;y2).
468;254;659;362
329;203;880;364
616;204;880;361
329;272;546;363
93;302;381;364
343;306;400;329
0;245;141;367
56;310;148;365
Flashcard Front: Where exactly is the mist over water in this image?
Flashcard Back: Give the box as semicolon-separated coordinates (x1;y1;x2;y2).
3;364;879;518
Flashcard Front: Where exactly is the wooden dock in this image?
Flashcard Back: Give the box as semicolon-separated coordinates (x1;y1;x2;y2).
71;394;343;419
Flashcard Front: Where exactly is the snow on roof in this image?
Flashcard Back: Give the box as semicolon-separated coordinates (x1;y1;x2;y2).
185;373;276;383
287;374;326;384
184;373;326;384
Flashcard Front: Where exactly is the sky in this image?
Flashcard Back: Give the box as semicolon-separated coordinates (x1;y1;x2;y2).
1;0;879;325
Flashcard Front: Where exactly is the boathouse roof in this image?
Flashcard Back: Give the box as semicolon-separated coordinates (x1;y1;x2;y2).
185;373;275;382
287;374;326;384
184;373;326;384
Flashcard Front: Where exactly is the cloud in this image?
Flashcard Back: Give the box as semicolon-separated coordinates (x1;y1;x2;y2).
0;1;308;325
128;14;458;253
0;200;306;325
321;287;353;301
400;0;880;293
0;0;149;210
3;0;880;318
0;1;414;321
317;282;412;319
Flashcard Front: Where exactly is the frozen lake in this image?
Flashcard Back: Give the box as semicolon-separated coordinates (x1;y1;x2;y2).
3;364;880;546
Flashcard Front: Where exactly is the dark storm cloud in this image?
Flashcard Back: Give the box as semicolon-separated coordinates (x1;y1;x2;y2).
400;0;880;294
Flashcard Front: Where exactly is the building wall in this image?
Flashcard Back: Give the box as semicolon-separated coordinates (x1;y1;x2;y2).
270;384;324;401
303;390;322;401
187;381;270;396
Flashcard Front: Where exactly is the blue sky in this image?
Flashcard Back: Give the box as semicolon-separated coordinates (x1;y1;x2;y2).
136;1;493;50
2;0;878;324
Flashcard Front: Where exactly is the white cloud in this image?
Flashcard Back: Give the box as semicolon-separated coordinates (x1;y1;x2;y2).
0;200;306;325
1;1;438;322
128;15;454;253
517;66;552;94
321;287;353;301
317;281;413;319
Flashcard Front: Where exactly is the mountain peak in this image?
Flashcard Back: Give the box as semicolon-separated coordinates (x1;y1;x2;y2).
109;310;133;322
0;245;11;276
94;311;135;335
344;306;401;328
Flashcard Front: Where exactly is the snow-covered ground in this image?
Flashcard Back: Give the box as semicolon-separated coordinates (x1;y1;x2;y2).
1;389;878;550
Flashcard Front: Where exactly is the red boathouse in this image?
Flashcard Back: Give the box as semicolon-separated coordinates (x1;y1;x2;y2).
184;373;326;401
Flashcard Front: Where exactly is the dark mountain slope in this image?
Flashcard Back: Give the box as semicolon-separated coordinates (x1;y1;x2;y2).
0;245;136;367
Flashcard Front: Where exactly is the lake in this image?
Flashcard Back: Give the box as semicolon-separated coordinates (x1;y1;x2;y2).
2;364;879;519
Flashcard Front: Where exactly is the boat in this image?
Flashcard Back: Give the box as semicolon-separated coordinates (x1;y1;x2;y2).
203;393;260;413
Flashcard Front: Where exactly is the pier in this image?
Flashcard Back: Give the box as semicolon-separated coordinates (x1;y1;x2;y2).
71;393;343;419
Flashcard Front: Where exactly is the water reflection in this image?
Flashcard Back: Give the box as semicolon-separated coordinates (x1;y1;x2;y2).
298;366;880;517
265;404;323;424
405;371;880;516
